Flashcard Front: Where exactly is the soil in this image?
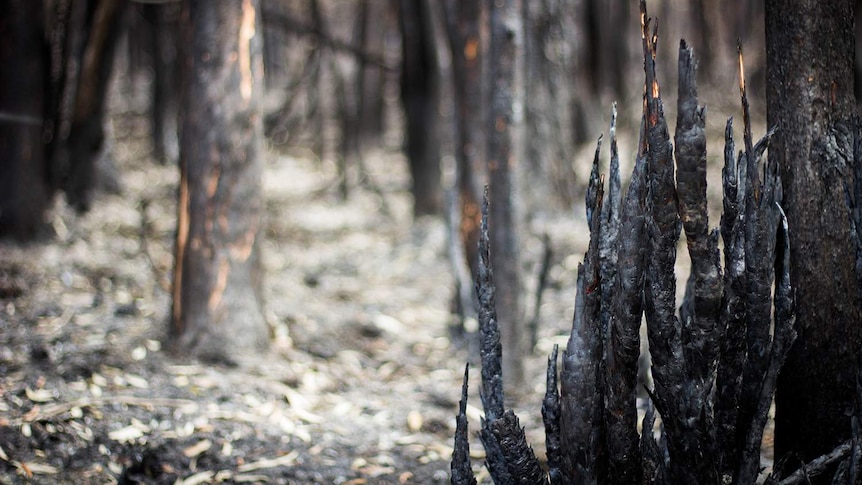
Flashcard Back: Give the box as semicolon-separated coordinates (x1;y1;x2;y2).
0;101;588;484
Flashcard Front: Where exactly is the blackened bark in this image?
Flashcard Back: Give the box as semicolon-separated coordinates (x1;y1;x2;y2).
171;0;268;362
543;345;562;485
599;106;622;337
0;1;50;239
736;207;797;484
674;40;722;384
451;365;477;485
399;0;442;216
604;120;648;485
715;116;748;479
640;5;717;482
487;0;524;390
477;188;505;423
767;1;862;478
559;163;605;483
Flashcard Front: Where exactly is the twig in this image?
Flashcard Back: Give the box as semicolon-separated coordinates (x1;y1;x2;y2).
778;440;853;485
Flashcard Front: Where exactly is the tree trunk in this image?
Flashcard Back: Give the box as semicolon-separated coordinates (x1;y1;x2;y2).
0;0;50;239
147;1;180;165
59;0;129;211
442;0;484;293
767;0;862;479
399;0;442;217
171;0;268;363
487;0;524;390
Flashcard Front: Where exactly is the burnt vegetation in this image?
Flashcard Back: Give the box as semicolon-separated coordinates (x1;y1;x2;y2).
451;2;862;484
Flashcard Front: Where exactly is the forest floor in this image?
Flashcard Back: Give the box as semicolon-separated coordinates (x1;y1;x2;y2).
0;101;597;484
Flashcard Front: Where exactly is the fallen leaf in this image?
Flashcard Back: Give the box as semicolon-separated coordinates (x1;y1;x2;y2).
236;451;299;472
108;425;144;443
176;470;214;485
25;387;54;403
183;439;212;458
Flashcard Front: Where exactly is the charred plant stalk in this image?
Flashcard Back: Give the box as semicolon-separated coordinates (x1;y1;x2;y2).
477;187;504;423
640;3;717;481
737;45;780;469
715;116;748;479
675;40;722;382
559;158;605;483
543;345;562;485
736;207;796;483
451;365;477;485
604;116;648;485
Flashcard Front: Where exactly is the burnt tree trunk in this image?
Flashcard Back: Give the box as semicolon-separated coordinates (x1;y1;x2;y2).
56;0;128;211
399;0;442;217
147;1;180;165
767;0;862;480
442;0;484;303
0;1;50;239
171;0;268;362
488;0;524;390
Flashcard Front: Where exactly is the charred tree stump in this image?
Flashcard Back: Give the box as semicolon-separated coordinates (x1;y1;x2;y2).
170;0;268;362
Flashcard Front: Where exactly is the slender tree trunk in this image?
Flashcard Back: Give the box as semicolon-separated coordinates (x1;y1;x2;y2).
171;0;268;363
767;0;862;479
148;1;180;165
61;0;129;211
0;0;50;239
442;0;484;287
487;0;524;390
399;0;442;217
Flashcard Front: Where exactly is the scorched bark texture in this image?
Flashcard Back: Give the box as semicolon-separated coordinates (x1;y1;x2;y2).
766;0;862;480
171;0;268;362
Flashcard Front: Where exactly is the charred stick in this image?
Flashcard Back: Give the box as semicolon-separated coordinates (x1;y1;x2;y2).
529;234;553;350
542;345;562;485
477;187;504;422
604;124;648;485
715;117;748;479
482;411;546;485
777;440;854;485
600;104;622;343
451;365;477;485
674;40;722;381
736;206;796;483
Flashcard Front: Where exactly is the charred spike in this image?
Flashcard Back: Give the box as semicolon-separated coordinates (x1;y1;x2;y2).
452;365;477;485
477;186;504;422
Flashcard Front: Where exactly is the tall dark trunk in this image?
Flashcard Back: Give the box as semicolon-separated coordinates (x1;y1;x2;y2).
767;0;862;480
0;1;50;239
147;1;180;165
171;0;268;363
399;0;442;217
57;0;129;211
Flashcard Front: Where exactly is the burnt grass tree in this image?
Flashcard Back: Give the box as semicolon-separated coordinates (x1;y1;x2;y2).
451;3;862;484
